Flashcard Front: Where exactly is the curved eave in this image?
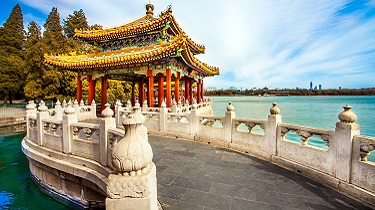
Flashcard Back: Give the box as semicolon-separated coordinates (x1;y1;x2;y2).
180;42;219;76
45;35;218;76
45;36;185;70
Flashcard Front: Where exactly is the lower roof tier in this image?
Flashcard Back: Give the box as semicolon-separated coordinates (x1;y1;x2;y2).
44;35;219;77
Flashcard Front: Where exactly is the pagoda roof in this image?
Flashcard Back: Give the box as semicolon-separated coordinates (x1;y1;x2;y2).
74;6;205;54
45;34;219;76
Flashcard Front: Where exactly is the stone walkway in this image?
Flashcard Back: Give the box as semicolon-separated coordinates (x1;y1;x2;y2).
149;135;373;210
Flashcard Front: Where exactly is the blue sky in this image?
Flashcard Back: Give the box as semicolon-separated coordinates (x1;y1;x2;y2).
1;0;375;90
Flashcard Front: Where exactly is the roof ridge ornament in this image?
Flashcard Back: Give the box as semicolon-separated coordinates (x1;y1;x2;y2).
146;3;154;17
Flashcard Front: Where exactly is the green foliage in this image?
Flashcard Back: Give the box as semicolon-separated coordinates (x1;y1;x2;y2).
1;5;139;104
24;21;44;99
0;4;26;103
63;9;89;38
43;7;66;54
0;4;25;55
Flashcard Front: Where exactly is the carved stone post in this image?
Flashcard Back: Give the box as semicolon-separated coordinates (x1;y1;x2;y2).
142;100;148;112
37;101;49;146
126;100;132;111
73;99;79;115
91;100;97;119
267;102;282;156
334;105;359;182
62;104;78;154
190;100;198;137
106;111;157;210
54;100;63;120
171;100;177;113
100;104;116;166
224;102;235;145
159;101;167;131
26;100;37;139
115;100;123;126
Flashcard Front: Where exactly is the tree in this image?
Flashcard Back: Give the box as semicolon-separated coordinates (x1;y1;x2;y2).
0;4;26;104
43;7;66;54
41;7;66;100
63;9;88;39
24;21;44;99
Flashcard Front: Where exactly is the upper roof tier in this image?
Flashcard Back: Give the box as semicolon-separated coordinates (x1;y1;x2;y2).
74;5;205;54
45;34;219;76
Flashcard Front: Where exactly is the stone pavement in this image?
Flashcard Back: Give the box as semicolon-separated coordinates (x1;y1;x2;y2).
149;135;373;210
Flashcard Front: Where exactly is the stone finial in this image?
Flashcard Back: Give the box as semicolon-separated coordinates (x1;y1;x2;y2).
74;99;78;106
192;99;198;110
142;99;148;107
134;100;140;108
102;103;113;118
26;100;36;110
126;100;131;107
64;104;75;115
112;114;153;173
338;104;357;123
161;100;166;108
38;100;48;112
55;100;61;108
226;101;234;112
80;100;85;106
270;102;280;115
62;100;67;108
116;100;123;107
91;99;96;105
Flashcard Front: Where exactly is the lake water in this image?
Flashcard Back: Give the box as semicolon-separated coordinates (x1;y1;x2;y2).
0;95;374;209
0;132;71;209
209;95;375;161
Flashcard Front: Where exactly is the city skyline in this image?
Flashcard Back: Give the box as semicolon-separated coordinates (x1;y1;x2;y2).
1;0;375;89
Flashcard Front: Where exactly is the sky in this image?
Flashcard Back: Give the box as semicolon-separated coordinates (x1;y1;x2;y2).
1;0;375;90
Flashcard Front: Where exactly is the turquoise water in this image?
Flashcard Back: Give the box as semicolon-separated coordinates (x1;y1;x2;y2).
210;95;375;161
0;132;71;209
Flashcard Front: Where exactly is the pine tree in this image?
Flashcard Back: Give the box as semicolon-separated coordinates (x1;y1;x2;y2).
42;7;65;99
24;21;44;99
43;7;67;54
0;4;26;104
63;9;89;39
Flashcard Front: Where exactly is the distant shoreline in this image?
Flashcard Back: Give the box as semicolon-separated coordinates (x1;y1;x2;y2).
205;88;375;96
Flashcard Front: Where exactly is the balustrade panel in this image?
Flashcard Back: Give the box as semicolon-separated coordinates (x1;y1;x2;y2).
71;123;100;161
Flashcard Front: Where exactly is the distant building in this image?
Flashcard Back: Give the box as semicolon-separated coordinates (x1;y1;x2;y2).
319;84;322;90
310;81;313;90
314;86;317;90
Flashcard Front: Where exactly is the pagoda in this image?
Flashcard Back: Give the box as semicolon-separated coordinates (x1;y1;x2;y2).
45;4;219;110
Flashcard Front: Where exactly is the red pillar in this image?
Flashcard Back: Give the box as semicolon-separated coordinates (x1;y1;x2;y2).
139;77;145;104
166;68;171;107
184;77;190;104
197;79;201;104
147;70;154;107
174;75;180;103
131;80;136;106
77;75;82;102
201;79;204;101
157;73;164;107
88;75;96;105
189;80;193;105
101;75;107;111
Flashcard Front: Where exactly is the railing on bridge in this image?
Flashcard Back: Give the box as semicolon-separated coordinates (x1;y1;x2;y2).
25;97;375;205
114;99;375;205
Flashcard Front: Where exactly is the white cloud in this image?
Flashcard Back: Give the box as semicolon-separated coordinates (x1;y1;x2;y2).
17;0;375;89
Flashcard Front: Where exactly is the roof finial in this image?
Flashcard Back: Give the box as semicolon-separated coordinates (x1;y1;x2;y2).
146;3;154;17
